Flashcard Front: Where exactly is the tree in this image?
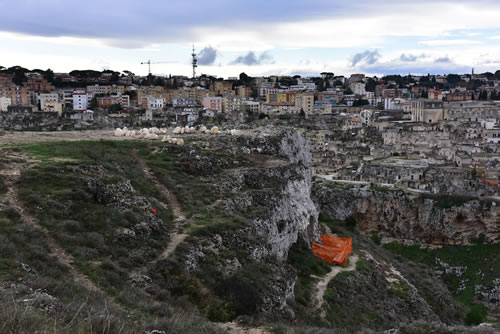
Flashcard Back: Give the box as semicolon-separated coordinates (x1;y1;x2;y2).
43;68;54;83
251;88;258;99
479;90;488;100
124;91;137;100
495;70;500;80
12;70;27;85
365;78;377;92
353;99;370;107
490;90;498;100
90;96;98;109
109;103;123;112
110;72;120;83
446;74;461;86
154;76;165;86
344;88;353;95
239;72;251;84
482;72;495;80
299;108;306;119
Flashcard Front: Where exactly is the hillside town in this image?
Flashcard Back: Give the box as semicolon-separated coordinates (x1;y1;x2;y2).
0;66;499;198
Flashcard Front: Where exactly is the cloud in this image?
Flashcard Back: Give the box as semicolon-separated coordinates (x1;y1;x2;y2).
231;51;274;65
435;56;451;63
2;1;500;51
418;39;481;46
351;50;380;67
400;54;418;62
197;46;217;65
359;58;471;76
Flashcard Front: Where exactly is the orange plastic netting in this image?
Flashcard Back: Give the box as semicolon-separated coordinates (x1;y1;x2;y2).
312;235;353;266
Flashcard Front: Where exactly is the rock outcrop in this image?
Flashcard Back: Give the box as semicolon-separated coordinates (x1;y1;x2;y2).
155;129;320;318
313;182;500;246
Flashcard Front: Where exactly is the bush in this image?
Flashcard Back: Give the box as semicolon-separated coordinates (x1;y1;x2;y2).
370;233;381;245
421;194;475;209
345;216;356;231
464;304;487;325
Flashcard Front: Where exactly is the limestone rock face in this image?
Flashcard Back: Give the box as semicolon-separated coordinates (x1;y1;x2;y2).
169;129;320;317
313;184;500;246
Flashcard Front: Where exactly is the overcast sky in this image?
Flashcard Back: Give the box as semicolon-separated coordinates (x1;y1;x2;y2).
1;0;500;78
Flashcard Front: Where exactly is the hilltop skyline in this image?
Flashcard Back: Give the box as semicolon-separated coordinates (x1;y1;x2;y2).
1;0;500;77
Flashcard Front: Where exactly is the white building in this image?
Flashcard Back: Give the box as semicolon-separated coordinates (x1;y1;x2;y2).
0;97;11;111
147;97;164;110
73;91;90;111
244;101;261;113
350;82;366;95
39;93;59;111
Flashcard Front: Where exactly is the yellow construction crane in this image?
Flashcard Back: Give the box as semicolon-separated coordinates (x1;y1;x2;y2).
140;60;174;76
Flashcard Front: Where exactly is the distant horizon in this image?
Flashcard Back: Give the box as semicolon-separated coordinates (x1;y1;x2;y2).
1;64;498;80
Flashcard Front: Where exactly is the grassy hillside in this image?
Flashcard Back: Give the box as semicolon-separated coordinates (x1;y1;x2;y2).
384;241;500;324
0;141;227;333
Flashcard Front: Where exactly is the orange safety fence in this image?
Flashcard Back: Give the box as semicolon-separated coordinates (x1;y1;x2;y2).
312;235;353;266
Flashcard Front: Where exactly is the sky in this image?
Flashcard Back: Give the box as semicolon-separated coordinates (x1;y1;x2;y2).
1;0;500;78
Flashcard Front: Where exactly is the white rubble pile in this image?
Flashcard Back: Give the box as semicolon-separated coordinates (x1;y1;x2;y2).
113;125;243;144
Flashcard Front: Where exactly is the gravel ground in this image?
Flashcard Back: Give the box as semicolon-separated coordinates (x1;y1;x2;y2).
0;130;135;146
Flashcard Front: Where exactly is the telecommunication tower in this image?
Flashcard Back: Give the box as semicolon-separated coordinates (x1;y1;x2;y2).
192;45;198;79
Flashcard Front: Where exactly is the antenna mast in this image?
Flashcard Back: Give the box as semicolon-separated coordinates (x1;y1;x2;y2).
192;44;197;79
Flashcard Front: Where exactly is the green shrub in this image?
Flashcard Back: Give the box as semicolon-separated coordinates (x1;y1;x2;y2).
370;233;381;245
207;304;234;322
345;216;357;231
464;304;487;325
421;193;475;209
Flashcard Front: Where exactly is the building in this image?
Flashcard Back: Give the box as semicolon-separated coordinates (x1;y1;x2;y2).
410;100;444;123
86;84;126;96
203;96;224;113
350;82;366;95
23;76;52;93
7;105;33;113
427;89;443;101
295;94;314;114
73;91;90;111
244;101;261;113
97;95;130;109
147;97;165;110
0;74;13;86
0;96;11;111
38;93;59;111
210;81;234;95
42;100;64;114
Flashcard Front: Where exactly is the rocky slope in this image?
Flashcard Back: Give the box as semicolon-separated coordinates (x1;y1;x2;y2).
1;129;497;333
313;181;499;246
148;129;321;318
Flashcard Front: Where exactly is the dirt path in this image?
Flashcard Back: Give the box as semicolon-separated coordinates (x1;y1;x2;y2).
134;155;190;269
218;322;270;334
0;151;109;296
313;253;359;317
0;130;134;146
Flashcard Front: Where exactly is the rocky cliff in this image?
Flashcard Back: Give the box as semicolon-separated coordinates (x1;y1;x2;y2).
313;181;500;246
149;129;321;318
